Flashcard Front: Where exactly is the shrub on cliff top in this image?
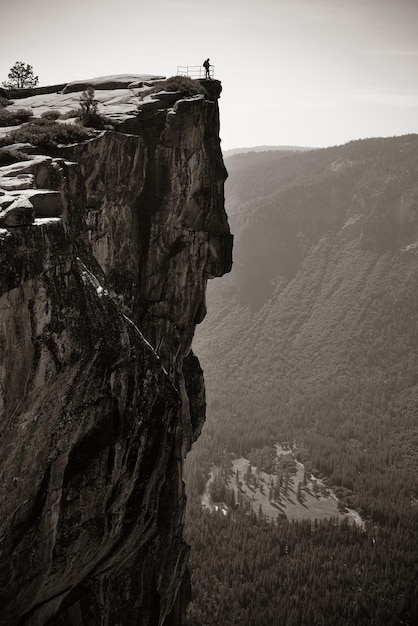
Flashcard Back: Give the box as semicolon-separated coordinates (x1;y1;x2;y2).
75;86;112;130
0;108;32;127
77;111;112;130
41;109;61;120
79;87;97;116
143;75;208;98
0;146;30;166
0;118;92;149
60;109;81;120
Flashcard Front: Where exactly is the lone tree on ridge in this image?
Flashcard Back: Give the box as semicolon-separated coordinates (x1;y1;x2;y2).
2;61;39;89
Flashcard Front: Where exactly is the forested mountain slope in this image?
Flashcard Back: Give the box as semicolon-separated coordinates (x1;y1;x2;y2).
185;135;418;625
191;135;418;523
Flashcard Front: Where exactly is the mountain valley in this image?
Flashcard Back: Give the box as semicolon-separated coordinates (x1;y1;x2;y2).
185;136;418;625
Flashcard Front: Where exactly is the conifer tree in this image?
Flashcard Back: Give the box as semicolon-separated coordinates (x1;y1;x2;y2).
2;61;38;89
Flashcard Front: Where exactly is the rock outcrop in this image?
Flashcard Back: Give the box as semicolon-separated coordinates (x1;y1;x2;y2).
0;75;232;625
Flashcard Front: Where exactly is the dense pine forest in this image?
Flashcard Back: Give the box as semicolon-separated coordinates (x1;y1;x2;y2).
185;505;417;625
184;136;418;624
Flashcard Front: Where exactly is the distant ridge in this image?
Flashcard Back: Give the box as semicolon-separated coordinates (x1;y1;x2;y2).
223;145;312;158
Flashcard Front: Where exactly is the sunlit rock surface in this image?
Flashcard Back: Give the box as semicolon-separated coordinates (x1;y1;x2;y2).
0;75;232;625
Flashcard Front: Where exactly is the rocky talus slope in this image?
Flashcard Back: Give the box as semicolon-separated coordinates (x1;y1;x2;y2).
0;75;232;625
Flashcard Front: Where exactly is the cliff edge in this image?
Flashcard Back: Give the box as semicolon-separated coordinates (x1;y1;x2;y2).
0;75;232;625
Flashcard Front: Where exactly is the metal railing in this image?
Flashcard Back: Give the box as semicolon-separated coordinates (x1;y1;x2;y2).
176;65;215;79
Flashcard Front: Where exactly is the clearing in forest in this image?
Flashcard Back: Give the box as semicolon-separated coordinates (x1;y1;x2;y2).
204;445;363;526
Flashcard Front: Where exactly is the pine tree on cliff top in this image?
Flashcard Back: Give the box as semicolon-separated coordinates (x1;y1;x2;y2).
2;61;39;89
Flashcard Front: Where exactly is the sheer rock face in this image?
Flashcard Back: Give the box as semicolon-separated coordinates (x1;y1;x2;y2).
0;77;232;625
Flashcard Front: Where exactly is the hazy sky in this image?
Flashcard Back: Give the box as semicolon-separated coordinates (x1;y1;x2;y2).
1;0;417;149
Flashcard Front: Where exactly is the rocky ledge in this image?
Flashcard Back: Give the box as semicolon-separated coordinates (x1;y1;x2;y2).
0;75;232;625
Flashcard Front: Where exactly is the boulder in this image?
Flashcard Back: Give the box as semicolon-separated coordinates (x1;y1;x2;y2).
0;195;35;226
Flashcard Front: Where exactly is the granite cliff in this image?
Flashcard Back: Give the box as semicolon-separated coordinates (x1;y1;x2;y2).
0;75;232;625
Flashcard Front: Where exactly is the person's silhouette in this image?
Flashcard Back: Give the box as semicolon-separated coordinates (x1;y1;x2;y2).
203;58;210;79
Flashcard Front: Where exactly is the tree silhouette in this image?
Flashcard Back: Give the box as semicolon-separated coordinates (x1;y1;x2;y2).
79;86;98;119
2;61;39;89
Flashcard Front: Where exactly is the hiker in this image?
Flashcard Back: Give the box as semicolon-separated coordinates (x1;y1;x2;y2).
203;58;211;79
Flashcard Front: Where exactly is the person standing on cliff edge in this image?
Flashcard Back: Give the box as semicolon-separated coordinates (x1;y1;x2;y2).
203;58;211;79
